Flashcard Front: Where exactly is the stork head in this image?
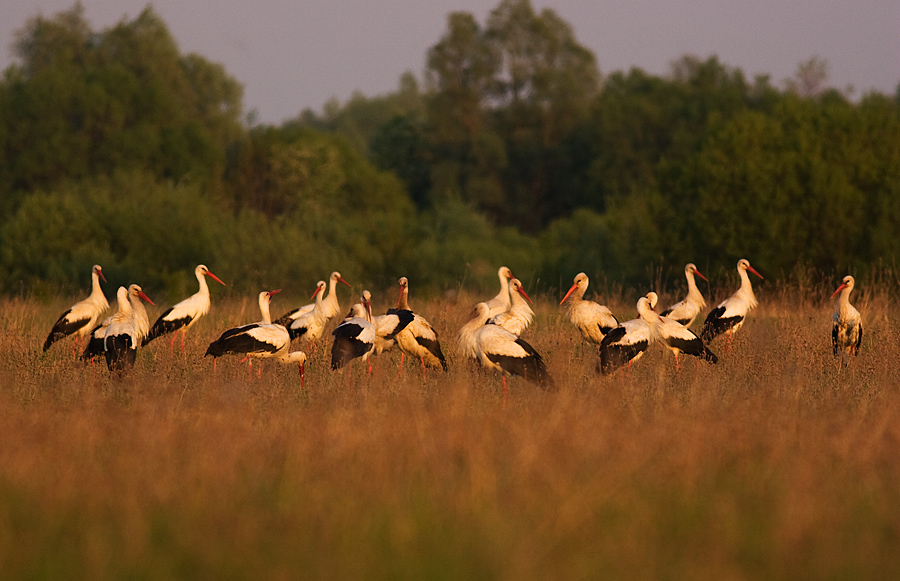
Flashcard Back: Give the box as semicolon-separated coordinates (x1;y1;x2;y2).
510;279;532;304
332;271;352;288
686;263;708;282
312;281;326;299
738;259;764;280
645;291;659;310
499;266;513;280
361;290;373;321
830;275;855;299
560;272;588;304
129;284;155;306
93;265;107;284
198;264;226;286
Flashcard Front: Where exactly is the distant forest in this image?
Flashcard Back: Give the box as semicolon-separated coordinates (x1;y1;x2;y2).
1;1;898;300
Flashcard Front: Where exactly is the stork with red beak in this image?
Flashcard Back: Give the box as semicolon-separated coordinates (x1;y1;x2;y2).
489;278;534;336
831;275;862;360
660;263;708;327
276;271;351;326
701;259;764;345
143;264;225;350
560;272;619;345
43;264;109;355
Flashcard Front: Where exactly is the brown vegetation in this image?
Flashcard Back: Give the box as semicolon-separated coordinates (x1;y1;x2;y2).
1;287;899;579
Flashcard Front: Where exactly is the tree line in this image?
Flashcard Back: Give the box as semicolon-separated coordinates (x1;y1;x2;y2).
1;1;898;301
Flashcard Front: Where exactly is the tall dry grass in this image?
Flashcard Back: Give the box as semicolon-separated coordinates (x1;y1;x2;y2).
1;285;899;580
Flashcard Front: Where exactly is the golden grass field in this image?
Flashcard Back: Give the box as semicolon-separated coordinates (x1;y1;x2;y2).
1;281;899;580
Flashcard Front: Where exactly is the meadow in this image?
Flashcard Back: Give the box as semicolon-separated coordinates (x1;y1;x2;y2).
1;282;899;580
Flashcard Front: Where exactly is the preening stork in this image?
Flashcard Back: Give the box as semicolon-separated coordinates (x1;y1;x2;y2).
104;285;155;376
831;275;862;360
284;281;329;344
474;307;556;402
392;277;448;372
560;272;619;345
276;271;351;326
205;290;307;380
484;266;515;317
143;264;225;349
331;291;377;371
642;292;717;370
599;293;656;375
701;259;764;345
488;278;534;336
43;264;109;355
83;284;153;362
457;301;493;362
660;263;708;327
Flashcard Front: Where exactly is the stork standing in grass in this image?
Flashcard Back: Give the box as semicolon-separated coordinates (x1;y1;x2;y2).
276;271;351;326
599;293;657;376
488;278;534;336
285;280;329;346
560;272;619;346
104;285;155;376
331;291;381;372
205;290;306;380
393;277;448;373
474;304;555;405
83;284;153;363
831;275;862;361
701;259;764;346
642;292;718;371
44;264;109;355
660;263;708;327
143;265;225;350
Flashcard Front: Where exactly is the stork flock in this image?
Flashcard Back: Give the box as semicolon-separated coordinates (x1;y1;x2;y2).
42;259;864;388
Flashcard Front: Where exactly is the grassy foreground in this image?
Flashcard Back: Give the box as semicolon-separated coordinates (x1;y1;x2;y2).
1;286;899;580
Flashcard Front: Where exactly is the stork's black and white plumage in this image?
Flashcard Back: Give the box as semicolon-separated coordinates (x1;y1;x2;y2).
831;275;862;359
205;290;307;377
560;272;619;345
331;292;377;371
83;284;153;362
285;281;329;343
393;277;448;372
103;285;155;376
488;278;534;336
701;259;764;344
43;264;109;354
372;307;416;355
642;292;717;370
276;271;351;326
598;294;656;375
474;308;555;401
660;263;708;327
143;264;225;349
484;266;515;317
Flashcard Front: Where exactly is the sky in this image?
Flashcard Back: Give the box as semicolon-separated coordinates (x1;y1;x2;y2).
2;1;898;125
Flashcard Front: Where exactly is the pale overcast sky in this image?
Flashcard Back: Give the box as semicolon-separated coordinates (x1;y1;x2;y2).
2;1;898;125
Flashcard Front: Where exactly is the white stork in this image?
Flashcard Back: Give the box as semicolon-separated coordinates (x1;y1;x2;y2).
642;292;717;370
43;264;109;355
701;259;764;346
457;302;493;362
598;293;656;375
392;277;448;372
276;271;352;326
83;283;153;362
103;285;155;376
660;263;708;327
831;275;862;360
488;278;534;336
143;264;225;349
484;266;515;317
331;292;380;371
205;290;307;380
474;307;555;403
560;272;619;345
285;281;329;344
